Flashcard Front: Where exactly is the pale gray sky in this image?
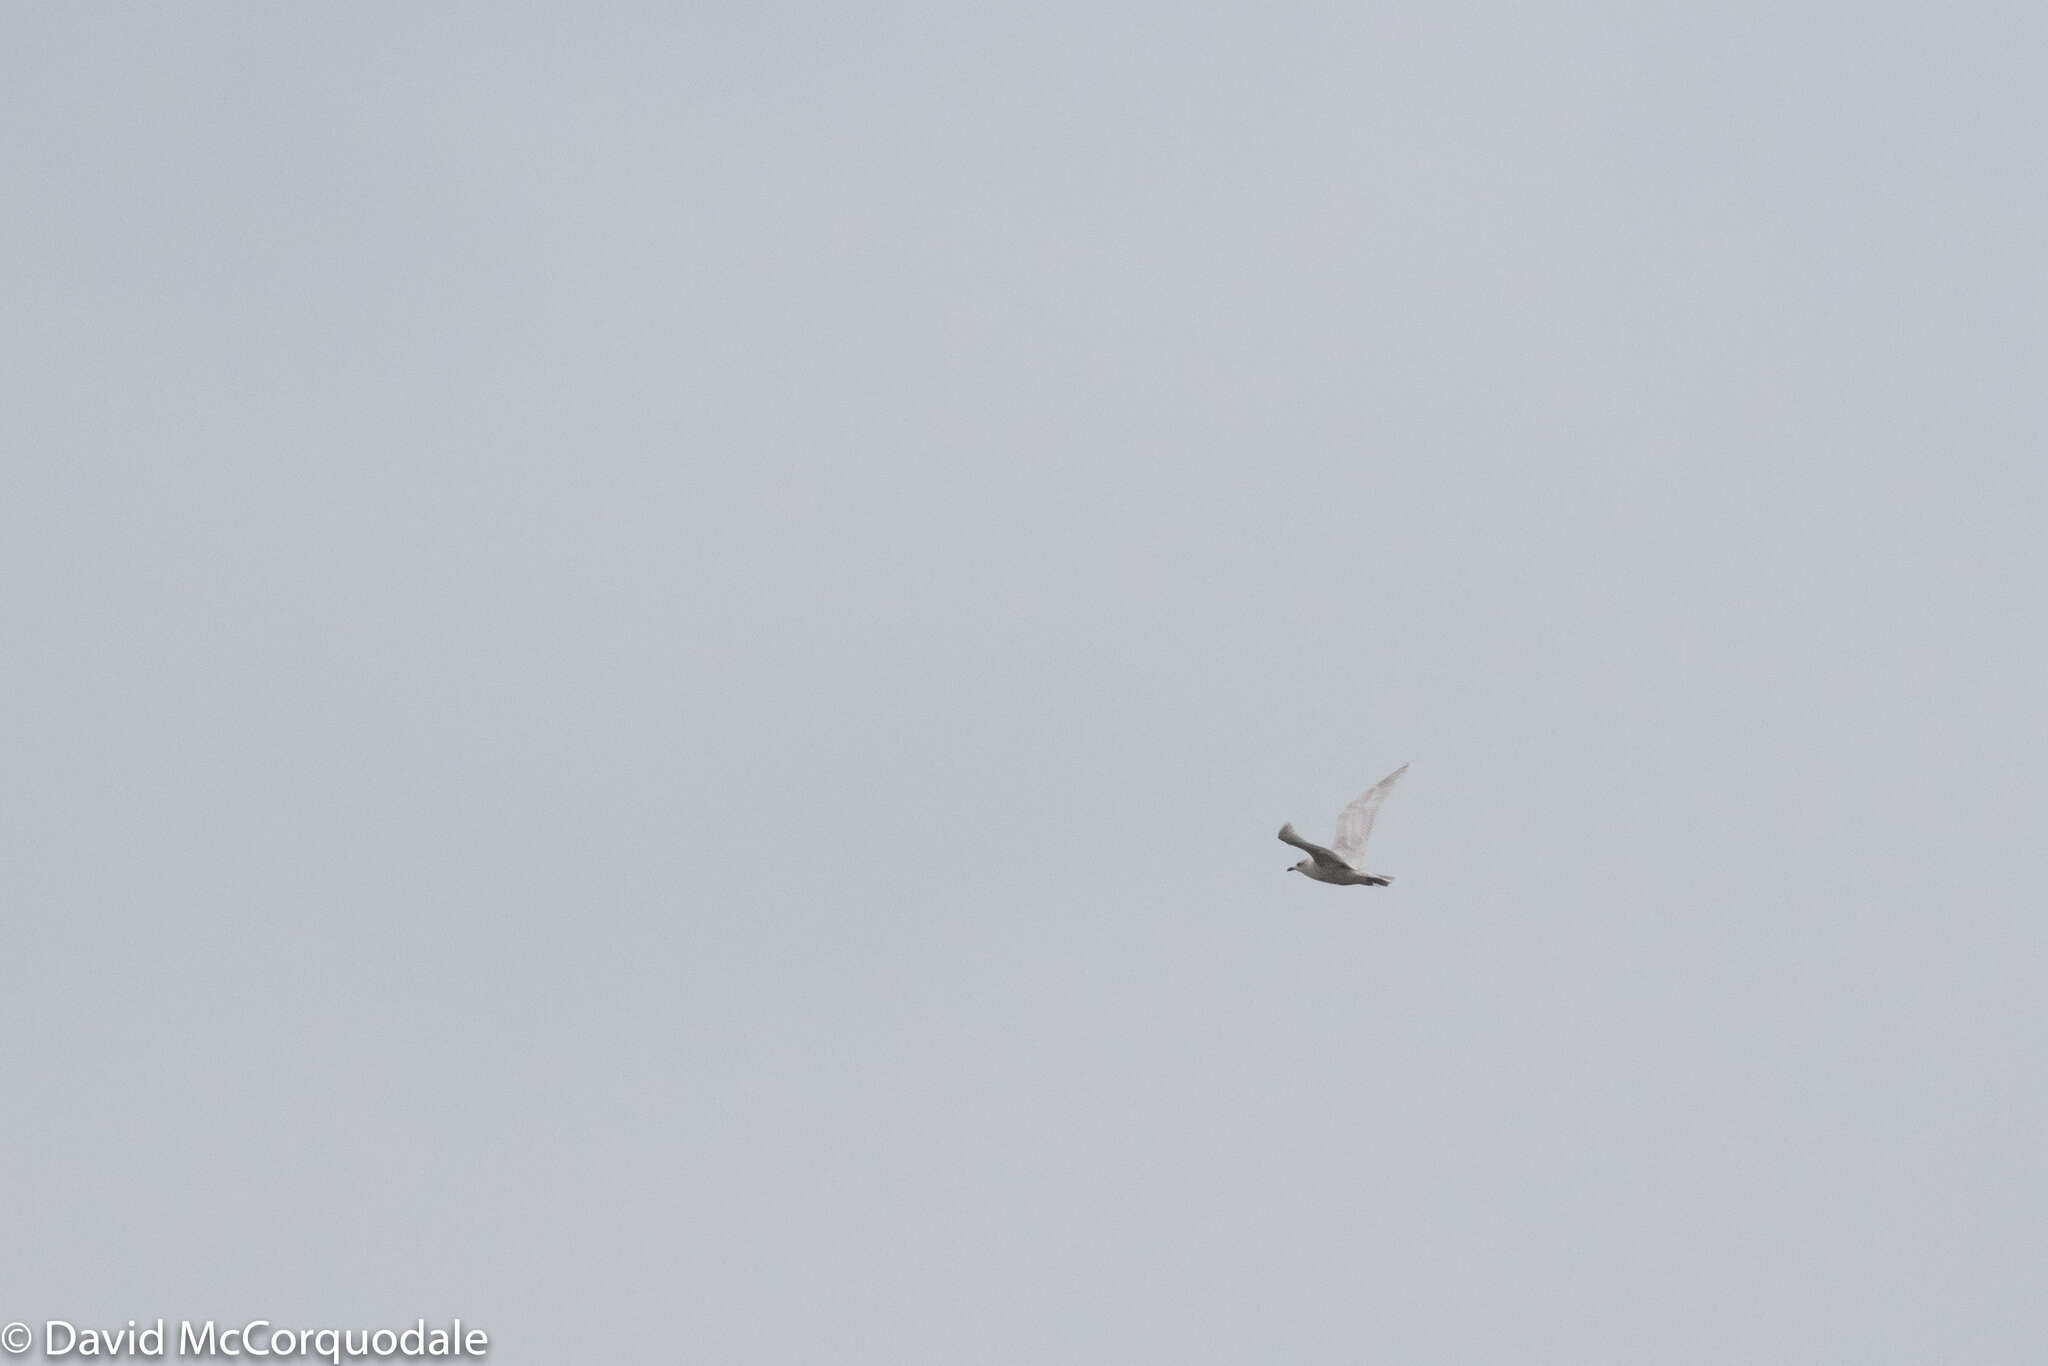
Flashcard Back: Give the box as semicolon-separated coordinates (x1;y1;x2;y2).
5;4;2044;1361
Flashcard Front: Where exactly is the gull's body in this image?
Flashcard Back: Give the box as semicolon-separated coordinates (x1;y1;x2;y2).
1280;764;1407;887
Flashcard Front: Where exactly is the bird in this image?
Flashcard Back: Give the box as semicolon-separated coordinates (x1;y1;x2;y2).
1280;764;1408;887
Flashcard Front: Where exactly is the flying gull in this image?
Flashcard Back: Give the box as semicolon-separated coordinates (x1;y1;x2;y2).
1279;764;1408;887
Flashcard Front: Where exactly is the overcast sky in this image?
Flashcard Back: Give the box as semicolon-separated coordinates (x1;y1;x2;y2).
5;4;2044;1361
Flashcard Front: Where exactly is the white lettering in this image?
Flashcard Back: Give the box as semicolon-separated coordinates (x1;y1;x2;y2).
153;1319;481;1360
48;1322;77;1356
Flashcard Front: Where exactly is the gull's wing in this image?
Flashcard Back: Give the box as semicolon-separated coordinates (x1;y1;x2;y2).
1329;764;1408;868
1278;823;1351;874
